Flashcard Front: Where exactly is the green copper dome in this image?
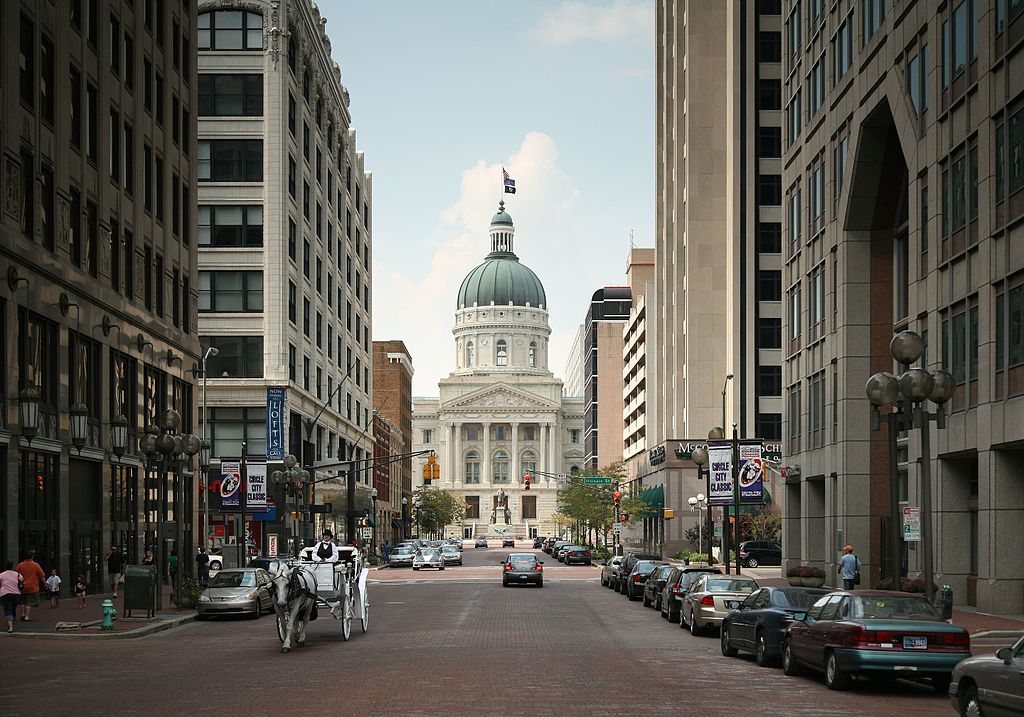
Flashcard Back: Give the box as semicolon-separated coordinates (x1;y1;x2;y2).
457;254;546;309
491;209;514;226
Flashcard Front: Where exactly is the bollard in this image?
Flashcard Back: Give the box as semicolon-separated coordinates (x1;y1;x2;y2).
939;584;954;621
101;598;117;630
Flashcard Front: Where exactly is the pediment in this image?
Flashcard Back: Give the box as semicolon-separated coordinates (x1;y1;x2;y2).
443;383;557;412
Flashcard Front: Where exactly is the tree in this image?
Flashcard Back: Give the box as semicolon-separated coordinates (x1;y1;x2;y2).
556;461;643;546
742;505;782;542
412;486;466;537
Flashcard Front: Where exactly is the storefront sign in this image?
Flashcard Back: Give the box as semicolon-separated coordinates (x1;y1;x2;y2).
266;387;286;460
649;445;666;466
675;441;708;461
219;460;268;510
268;533;279;557
708;442;733;505
738;442;765;504
762;443;783;464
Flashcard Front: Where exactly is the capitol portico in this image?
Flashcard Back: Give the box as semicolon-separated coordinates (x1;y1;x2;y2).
412;204;584;539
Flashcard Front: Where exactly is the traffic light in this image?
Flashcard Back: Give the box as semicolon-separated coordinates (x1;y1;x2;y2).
613;491;621;506
36;474;44;491
523;472;531;490
619;512;628;522
423;453;440;483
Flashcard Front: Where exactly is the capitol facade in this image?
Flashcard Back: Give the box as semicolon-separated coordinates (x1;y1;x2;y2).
412;204;585;539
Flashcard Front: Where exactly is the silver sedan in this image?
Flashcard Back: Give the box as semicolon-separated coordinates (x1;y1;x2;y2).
412;548;445;571
197;568;274;618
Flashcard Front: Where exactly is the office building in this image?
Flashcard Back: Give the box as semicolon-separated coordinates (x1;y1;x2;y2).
583;286;632;470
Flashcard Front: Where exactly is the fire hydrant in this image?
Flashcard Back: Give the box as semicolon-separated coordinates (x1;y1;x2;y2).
101;599;117;630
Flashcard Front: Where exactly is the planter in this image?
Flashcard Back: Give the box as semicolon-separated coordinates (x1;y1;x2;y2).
787;577;807;587
804;577;825;588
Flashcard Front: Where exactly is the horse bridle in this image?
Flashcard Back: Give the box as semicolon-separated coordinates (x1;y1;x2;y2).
273;566;314;604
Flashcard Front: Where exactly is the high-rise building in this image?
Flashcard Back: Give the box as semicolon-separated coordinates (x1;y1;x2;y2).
634;0;783;556
372;339;414;538
623;248;656;477
583;287;632;470
0;1;199;589
780;0;1022;613
197;0;374;548
562;324;585;397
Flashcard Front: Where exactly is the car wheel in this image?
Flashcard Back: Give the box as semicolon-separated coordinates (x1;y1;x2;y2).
600;575;606;586
931;674;951;695
439;566;445;571
642;593;652;607
679;606;689;629
746;557;759;568
654;596;662;611
689;610;701;636
959;683;982;717
754;631;772;667
537;580;543;588
782;640;800;676
412;566;419;571
720;624;738;657
824;651;850;690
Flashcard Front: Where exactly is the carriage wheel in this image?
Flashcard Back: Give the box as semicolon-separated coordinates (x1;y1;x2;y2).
341;595;353;641
276;610;288;644
361;598;370;633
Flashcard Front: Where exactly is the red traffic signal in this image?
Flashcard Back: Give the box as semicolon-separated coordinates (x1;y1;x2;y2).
523;472;531;490
613;491;622;505
619;512;628;522
36;474;45;491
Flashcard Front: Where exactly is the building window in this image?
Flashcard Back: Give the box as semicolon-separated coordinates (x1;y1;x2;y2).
786;1;801;59
198;140;263;182
198;271;264;313
807;55;825;117
756;318;782;349
808;371;826;448
198;205;263;247
906;44;929;117
465;495;480;517
422;429;433;444
942;298;980;410
809;158;825;233
943;0;977;85
787;383;802;453
788;285;802;344
465;340;474;366
862;0;887;47
788;184;802;251
756;222;782;253
787;89;802;145
757;126;782;159
528;342;537;368
496;339;508;366
756;79;781;110
494;425;509;441
758;31;781;62
465;452;481;484
995;279;1024;397
303;299;310;337
207;407;267;458
197;10;263;51
757;174;782;205
809;263;825;331
570;429;580;444
832;11;855;84
521;496;537;520
492;451;510;484
757;270;782;301
198;74;262;116
86;82;98;162
199;336;264;378
833;128;850;208
20;15;34;109
755;413;782;441
756;365;782;397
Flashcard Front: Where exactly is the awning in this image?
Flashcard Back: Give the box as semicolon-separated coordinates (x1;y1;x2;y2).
391;519;405;530
637;484;665;514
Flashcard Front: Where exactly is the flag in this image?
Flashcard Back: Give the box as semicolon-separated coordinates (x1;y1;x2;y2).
502;167;516;195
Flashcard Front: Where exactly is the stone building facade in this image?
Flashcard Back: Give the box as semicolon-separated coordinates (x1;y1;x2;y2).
372;339;414;541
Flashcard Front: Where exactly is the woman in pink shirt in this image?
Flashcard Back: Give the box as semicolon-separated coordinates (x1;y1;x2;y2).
0;561;22;633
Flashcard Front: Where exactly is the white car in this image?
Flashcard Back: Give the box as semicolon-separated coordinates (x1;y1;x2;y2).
390;546;415;567
412;548;445;571
440;545;463;565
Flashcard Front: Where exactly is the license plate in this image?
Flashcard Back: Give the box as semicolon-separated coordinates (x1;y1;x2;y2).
903;636;928;650
725;600;741;609
519;575;529;580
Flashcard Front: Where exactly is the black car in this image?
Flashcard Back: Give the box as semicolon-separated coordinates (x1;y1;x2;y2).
502;537;515;548
474;538;488;548
623;560;665;601
501;553;544;587
616;552;662;593
563;546;592;565
642;564;676;610
720;586;828;665
737;540;782;568
532;536;546;549
659;566;721;622
542;538;558;554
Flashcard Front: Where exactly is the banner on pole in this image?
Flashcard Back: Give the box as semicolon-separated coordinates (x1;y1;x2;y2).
708;442;733;505
266;387;286;460
738;442;765;503
219;460;268;510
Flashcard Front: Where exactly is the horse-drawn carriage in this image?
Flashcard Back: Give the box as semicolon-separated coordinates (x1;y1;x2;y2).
271;546;369;652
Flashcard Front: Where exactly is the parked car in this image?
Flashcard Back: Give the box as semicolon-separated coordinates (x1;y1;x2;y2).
781;590;971;692
474;538;489;549
389;546;416;567
440;545;463;566
950;632;1024;716
551;541;574;562
682;574;759;635
248;556;289;574
600;556;624;588
623;560;665;601
660;567;721;623
502;538;515;548
501;553;544;587
616;552;662;593
737;540;782;568
563;546;593;566
533;537;546;549
720;586;829;665
412;548;445;571
197;568;274;619
542;538;559;554
641;564;676;610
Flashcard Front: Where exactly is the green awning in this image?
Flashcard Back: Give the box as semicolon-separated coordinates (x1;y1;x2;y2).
637;484;664;514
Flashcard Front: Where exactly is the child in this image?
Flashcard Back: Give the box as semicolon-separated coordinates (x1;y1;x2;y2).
45;569;61;608
75;575;87;609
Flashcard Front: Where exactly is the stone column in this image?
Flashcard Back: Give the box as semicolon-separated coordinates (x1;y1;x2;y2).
454;421;462;485
482;421;491;484
511;421;520;484
540;421;548;474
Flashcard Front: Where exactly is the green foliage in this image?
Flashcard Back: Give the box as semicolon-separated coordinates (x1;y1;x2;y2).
557;461;645;532
742;505;782;542
412;486;466;535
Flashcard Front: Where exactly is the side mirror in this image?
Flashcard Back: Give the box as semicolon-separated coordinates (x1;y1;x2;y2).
791;612;807;622
498;561;505;565
996;647;1014;664
538;561;544;565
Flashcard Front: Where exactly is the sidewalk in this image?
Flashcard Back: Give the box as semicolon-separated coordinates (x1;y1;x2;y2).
1;584;197;639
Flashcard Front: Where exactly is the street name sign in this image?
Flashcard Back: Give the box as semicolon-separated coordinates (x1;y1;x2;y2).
583;476;612;486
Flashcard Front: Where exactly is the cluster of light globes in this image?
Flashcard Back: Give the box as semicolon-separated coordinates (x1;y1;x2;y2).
271;453;310;488
138;409;202;460
865;331;956;409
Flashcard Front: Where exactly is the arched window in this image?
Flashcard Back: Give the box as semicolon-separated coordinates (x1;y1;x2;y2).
465;341;475;366
198;11;263;51
570;465;580;477
496;339;508;366
528;341;537;368
493;451;510;483
521;451;537;478
464;451;480;484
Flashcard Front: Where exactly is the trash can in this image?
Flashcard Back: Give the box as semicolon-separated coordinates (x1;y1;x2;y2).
124;565;156;618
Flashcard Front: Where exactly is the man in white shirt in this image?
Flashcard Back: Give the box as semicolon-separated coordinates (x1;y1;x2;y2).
312;530;340;563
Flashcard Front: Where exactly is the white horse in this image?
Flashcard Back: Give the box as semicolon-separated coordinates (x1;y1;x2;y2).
271;564;317;653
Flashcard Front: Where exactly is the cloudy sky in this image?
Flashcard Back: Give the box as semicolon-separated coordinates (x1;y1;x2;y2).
326;0;654;396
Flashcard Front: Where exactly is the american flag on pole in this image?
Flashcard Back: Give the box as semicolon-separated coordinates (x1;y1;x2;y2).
503;168;516;194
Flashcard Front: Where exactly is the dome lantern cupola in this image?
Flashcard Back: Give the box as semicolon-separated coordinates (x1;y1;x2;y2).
489;200;515;255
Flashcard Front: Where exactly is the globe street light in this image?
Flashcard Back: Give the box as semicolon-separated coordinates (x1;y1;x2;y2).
688;493;709;564
691;446;714;562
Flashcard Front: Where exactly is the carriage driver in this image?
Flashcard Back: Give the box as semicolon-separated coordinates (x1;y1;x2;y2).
312;530;340;562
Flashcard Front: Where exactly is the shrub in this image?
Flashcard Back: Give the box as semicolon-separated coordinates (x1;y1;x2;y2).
786;564;825;579
874;576;938;593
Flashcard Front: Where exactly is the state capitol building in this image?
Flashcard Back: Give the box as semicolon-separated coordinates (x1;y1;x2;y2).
412;204;585;539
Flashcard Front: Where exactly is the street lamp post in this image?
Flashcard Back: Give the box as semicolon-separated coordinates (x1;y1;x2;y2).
687;494;708;564
707;426;730;574
402;496;409;539
371;487;378;557
271;453;305;556
691;447;713;561
200;346;219;552
865;331;953;604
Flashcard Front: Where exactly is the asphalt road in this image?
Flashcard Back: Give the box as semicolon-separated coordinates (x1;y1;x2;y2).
3;546;957;717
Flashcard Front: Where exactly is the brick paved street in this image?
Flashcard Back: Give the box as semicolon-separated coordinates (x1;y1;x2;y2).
0;547;991;716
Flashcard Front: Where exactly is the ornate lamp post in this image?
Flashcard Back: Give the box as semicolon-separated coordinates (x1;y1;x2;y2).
402;496;409;539
371;487;378;556
271;453;306;555
691;446;713;559
110;415;129;460
687;493;708;564
865;331;953;603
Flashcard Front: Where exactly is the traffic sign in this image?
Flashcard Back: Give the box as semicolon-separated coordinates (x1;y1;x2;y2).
583;476;612;485
903;506;921;541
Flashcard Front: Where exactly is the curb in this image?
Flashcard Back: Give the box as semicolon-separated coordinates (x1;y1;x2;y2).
1;613;198;640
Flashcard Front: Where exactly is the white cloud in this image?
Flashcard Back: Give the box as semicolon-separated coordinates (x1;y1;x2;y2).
372;132;589;396
532;0;652;46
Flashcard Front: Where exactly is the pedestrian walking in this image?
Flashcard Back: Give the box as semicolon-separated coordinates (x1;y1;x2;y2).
75;575;87;609
167;549;179;591
0;561;22;633
104;546;124;598
381;540;391;564
838;545;861;590
15;552;45;622
196;546;210;587
45;568;61;608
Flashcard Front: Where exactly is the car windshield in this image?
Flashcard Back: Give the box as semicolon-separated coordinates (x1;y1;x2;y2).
849;596;941;620
209;571;256;588
394;547;413;554
417;550;439;558
772;589;826;609
633;560;659;573
704;578;757;593
441;546;460;553
508;554;536;565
